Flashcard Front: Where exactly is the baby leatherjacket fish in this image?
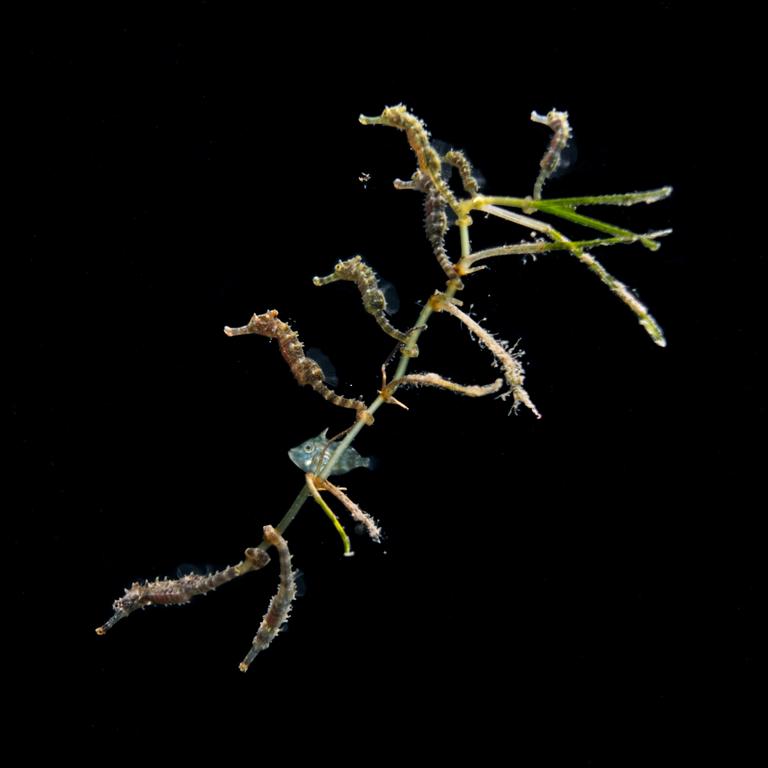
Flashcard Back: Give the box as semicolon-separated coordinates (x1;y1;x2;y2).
288;429;372;476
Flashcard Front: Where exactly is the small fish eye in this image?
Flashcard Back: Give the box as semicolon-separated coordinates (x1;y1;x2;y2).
303;444;313;453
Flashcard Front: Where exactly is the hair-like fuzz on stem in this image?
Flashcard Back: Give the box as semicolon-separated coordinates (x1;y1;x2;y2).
383;371;503;403
97;104;671;669
309;474;382;543
431;294;541;418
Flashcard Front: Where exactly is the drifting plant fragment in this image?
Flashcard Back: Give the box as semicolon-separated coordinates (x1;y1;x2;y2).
97;103;672;669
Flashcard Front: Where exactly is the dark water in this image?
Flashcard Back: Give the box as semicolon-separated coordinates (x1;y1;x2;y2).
12;5;759;763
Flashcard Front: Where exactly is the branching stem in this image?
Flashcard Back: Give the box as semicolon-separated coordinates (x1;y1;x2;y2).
98;104;671;668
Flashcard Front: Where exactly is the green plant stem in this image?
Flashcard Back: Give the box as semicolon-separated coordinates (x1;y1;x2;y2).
264;190;664;549
271;486;310;541
270;221;472;548
530;188;672;207
305;475;352;555
474;194;664;250
463;230;671;268
476;188;671;210
537;204;662;250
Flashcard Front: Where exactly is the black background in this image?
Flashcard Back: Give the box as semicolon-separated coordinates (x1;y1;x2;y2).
12;4;761;764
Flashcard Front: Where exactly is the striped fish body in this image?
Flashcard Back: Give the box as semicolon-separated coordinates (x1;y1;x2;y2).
288;429;371;476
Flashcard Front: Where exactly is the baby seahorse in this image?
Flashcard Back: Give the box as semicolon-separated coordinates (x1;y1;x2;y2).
530;109;571;201
239;525;297;672
393;169;462;285
224;310;371;419
95;551;270;635
313;256;417;356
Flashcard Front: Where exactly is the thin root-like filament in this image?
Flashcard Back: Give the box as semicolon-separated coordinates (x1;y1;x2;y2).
432;295;541;418
310;474;382;543
384;371;503;401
